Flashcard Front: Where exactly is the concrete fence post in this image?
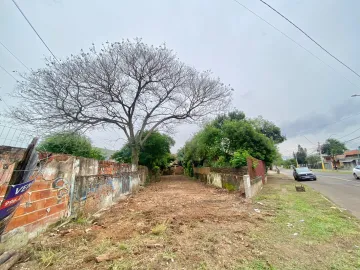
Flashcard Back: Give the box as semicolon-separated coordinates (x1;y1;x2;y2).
243;174;251;198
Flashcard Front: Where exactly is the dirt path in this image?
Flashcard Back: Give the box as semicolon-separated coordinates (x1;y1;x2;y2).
15;176;260;270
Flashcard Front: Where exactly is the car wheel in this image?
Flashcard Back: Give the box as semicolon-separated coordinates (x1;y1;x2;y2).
313;178;317;181
354;173;359;180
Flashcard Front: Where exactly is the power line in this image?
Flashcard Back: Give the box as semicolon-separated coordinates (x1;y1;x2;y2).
343;135;360;144
0;41;30;71
293;111;360;137
259;0;360;80
337;126;360;140
11;0;59;62
0;97;11;110
303;135;315;145
0;64;18;82
231;0;360;91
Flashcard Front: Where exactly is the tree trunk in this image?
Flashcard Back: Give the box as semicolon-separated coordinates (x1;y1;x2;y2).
131;145;139;171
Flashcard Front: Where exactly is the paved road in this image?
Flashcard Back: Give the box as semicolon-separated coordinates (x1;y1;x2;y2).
281;169;360;219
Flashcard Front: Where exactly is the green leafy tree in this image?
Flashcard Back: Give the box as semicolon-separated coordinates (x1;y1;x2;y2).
177;147;185;166
283;158;297;169
306;154;321;166
182;113;279;167
37;132;105;160
249;116;286;144
212;110;246;129
221;120;277;165
111;131;174;170
321;139;347;157
293;144;307;165
271;149;283;166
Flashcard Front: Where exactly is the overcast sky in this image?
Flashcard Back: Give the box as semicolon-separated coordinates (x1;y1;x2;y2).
1;0;360;155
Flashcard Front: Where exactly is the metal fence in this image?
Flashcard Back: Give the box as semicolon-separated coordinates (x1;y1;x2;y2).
0;125;36;149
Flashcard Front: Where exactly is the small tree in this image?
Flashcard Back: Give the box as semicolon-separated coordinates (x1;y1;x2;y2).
11;39;232;167
306;154;321;167
111;131;174;170
37;132;105;160
294;144;307;165
283;158;297;169
321;139;347;157
321;138;347;166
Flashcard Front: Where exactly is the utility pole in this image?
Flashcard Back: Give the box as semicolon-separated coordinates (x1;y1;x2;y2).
318;142;325;170
358;146;360;165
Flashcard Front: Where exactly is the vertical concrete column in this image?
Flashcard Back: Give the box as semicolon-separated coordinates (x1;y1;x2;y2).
243;174;251;198
68;159;80;217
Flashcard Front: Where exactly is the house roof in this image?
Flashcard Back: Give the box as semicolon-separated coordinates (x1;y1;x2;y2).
344;150;360;156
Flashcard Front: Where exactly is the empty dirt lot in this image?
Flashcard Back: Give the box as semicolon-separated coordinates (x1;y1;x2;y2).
12;174;360;270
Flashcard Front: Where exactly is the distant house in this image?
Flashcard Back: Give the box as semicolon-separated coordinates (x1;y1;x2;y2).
323;150;360;170
339;150;360;170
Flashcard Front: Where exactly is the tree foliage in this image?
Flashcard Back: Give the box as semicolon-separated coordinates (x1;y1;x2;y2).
321;139;347;157
182;111;279;168
283;158;297;169
248;116;286;144
11;39;232;165
37;132;105;160
230;149;250;168
111;131;174;170
306;154;321;166
294;144;307;165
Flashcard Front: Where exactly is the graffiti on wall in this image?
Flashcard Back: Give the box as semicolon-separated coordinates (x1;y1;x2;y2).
52;177;69;203
76;175;131;203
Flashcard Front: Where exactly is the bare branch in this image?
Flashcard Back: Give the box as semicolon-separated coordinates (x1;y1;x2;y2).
10;39;232;164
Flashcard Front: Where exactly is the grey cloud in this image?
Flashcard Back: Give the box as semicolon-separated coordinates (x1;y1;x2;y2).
281;99;360;138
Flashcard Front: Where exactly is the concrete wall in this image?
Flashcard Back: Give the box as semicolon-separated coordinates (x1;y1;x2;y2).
73;171;143;216
193;167;248;193
0;148;148;249
243;175;266;199
193;162;266;198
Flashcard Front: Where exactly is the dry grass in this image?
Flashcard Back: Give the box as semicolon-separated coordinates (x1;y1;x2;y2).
151;223;167;235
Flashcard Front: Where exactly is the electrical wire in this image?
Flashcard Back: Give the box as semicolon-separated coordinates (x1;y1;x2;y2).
303;135;315;145
0;64;18;82
337;126;360;140
0;97;11;110
0;41;30;71
11;0;59;62
343;135;360;144
259;0;360;79
231;0;360;90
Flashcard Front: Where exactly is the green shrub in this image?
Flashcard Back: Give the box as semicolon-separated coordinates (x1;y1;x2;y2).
230;149;249;168
212;156;227;167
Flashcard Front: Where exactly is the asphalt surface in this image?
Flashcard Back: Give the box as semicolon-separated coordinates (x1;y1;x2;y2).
281;169;360;219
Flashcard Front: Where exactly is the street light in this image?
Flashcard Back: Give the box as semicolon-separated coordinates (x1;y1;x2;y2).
351;94;360;97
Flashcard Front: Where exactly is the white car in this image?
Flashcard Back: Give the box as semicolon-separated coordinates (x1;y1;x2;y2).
354;165;360;179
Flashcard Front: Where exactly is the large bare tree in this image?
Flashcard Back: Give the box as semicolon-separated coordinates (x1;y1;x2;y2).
11;39;232;166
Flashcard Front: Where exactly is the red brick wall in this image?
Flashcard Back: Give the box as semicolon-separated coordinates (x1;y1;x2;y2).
247;157;266;184
2;154;73;233
0;148;148;248
98;161;132;175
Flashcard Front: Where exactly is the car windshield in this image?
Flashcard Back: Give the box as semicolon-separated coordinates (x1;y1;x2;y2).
296;167;310;173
